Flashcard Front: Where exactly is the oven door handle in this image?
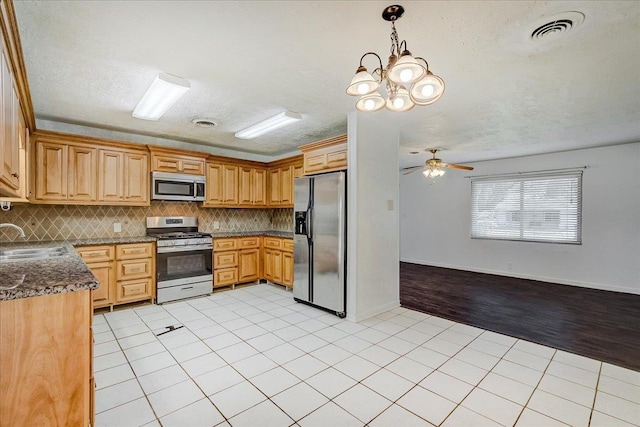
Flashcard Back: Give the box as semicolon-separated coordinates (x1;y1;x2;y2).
157;245;213;254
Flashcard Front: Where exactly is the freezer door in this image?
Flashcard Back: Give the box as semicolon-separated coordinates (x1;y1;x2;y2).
293;177;311;302
311;172;346;313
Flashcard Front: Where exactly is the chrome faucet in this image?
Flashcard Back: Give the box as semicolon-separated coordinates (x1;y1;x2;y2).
0;223;26;238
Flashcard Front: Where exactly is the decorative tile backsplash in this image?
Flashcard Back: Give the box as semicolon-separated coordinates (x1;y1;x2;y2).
0;202;294;242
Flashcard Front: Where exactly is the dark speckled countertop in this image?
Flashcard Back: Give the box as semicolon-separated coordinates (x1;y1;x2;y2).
211;230;293;239
0;236;158;301
0;241;98;301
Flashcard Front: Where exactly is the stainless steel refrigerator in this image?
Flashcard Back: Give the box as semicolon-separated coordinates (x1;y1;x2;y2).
293;171;347;317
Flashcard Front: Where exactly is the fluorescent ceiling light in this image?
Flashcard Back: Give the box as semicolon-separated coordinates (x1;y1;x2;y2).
235;111;302;139
132;73;190;121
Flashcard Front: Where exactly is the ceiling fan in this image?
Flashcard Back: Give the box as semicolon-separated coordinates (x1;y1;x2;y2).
402;149;474;178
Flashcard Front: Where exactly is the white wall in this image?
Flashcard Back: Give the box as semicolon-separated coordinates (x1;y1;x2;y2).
400;143;640;295
347;112;400;321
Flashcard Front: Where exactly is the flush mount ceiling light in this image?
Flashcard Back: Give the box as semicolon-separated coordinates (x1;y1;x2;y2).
235;111;302;140
346;4;445;113
132;73;190;121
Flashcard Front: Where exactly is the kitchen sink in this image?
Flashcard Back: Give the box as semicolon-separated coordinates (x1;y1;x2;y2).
0;246;69;262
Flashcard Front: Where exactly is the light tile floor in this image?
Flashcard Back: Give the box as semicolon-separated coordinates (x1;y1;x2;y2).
93;283;640;427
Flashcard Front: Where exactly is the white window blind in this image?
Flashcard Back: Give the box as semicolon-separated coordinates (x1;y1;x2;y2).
471;171;582;244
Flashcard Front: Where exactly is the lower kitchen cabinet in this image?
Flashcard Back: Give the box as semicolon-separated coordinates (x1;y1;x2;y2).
77;242;155;310
212;236;293;289
0;290;93;426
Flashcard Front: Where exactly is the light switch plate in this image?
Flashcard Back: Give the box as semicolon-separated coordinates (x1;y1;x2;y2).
113;222;122;233
387;200;394;211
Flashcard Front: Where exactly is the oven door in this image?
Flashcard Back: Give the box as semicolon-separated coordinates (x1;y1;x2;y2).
156;246;213;284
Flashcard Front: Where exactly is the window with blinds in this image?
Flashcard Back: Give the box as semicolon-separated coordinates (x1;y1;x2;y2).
471;171;582;244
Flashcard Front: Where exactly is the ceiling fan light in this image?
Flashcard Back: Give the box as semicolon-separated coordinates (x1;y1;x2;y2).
355;92;385;112
346;68;379;96
385;87;415;112
387;52;426;85
410;72;445;105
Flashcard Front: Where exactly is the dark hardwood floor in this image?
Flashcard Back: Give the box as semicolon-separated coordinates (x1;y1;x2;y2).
400;262;640;372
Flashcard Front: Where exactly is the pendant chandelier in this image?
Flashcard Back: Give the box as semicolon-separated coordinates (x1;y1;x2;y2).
346;5;445;113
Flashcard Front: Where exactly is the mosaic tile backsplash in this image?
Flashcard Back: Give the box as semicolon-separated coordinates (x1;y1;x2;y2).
0;202;294;242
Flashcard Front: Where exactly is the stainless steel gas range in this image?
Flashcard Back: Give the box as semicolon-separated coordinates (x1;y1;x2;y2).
146;216;212;304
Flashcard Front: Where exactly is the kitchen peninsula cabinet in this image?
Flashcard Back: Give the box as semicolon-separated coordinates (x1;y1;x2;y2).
32;131;149;206
0;290;93;427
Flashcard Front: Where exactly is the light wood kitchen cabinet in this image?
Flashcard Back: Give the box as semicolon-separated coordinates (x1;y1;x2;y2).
223;164;239;205
213;236;261;288
32;131;150;206
0;46;19;196
262;237;294;288
77;242;154;309
239;166;267;207
149;147;206;175
0;290;93;427
267;156;303;207
68;145;97;201
0;103;29;202
204;162;223;206
299;134;348;175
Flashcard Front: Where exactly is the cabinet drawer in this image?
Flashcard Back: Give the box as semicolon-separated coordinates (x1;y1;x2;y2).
214;268;238;287
214;251;238;269
263;237;282;250
239;237;260;249
76;245;114;263
116;278;153;303
213;238;237;251
116;242;154;260
282;239;294;252
116;258;153;281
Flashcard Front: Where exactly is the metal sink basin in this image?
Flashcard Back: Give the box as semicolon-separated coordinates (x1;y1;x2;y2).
0;246;69;262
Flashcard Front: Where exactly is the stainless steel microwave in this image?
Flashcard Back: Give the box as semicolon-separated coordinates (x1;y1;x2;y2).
151;172;206;201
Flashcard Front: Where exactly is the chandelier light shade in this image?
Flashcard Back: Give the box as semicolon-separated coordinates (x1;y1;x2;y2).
423;168;445;178
346;5;445;113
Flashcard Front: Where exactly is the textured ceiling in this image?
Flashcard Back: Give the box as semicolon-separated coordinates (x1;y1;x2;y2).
14;1;640;166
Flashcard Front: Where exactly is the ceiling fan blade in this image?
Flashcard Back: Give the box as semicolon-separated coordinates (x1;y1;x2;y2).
402;168;423;175
441;162;474;170
401;165;423;172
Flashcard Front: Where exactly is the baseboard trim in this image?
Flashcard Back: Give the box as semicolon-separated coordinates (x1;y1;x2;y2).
348;299;400;323
400;258;639;295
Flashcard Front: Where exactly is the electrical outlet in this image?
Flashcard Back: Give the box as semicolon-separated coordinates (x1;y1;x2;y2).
213;221;220;230
113;222;122;233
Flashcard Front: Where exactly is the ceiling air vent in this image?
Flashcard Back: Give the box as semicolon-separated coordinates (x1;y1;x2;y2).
191;118;216;128
530;12;585;42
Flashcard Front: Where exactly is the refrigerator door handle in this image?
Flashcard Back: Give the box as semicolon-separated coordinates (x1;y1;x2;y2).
306;207;313;241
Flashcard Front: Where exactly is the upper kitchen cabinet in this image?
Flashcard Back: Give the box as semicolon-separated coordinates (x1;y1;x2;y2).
267;155;303;207
299;134;347;175
149;146;206;175
32;131;149;206
0;1;35;199
203;157;267;208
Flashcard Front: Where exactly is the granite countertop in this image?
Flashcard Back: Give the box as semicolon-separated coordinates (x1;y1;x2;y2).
70;236;157;247
0;240;99;301
210;230;294;239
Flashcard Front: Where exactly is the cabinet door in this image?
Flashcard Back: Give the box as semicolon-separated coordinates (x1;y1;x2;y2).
253;168;267;206
272;250;283;283
326;149;348;169
88;261;114;308
282;251;294;288
181;158;205;175
304;152;328;174
67;145;97;202
0;50;18;192
263;248;274;281
205;162;223;205
35;141;67;200
238;248;259;282
280;166;294;205
98;150;124;202
222;164;238;205
238;166;252;206
123;152;149;204
269;168;281;206
152;155;181;173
